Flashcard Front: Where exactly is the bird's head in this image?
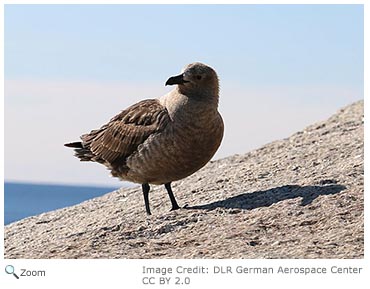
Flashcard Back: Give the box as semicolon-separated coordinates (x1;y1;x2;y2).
165;62;219;99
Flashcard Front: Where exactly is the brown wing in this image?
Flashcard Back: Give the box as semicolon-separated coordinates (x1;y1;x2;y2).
80;99;170;164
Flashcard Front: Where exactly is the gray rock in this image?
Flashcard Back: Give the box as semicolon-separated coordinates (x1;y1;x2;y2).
5;100;364;259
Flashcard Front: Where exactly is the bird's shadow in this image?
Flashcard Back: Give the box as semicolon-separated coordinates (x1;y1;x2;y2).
186;184;346;211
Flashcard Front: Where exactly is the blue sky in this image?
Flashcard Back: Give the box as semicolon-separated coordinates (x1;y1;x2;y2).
4;4;364;186
6;5;363;85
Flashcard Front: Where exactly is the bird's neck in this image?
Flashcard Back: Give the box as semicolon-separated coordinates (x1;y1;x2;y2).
175;86;219;107
159;90;219;121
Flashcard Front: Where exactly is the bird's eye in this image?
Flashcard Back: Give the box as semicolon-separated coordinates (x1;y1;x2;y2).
196;75;202;80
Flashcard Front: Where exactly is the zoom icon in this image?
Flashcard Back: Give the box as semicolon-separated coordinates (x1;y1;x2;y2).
5;265;19;279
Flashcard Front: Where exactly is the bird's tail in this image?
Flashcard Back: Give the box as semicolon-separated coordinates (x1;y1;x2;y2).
64;142;83;148
64;141;96;162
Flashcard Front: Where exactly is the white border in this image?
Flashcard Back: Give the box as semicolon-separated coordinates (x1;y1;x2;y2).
1;1;367;288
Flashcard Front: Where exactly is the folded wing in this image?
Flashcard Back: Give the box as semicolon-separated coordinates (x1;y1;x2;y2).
66;99;170;166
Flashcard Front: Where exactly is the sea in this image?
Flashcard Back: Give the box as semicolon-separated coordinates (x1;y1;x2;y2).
4;182;120;225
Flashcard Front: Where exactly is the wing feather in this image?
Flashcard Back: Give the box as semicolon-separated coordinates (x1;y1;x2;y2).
81;99;170;164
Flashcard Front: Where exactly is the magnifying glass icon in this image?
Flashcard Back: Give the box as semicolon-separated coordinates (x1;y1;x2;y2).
5;265;19;279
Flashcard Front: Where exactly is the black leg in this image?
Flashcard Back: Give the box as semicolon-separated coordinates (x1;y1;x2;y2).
165;182;180;211
142;183;151;215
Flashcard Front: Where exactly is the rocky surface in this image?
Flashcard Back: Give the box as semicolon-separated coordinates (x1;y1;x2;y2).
5;101;364;259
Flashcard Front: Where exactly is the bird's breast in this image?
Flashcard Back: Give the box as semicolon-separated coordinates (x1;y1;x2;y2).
125;111;223;184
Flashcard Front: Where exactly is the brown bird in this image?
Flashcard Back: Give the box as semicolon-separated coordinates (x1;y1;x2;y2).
65;62;224;215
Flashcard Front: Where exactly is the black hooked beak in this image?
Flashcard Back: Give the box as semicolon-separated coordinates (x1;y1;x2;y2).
165;74;189;86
